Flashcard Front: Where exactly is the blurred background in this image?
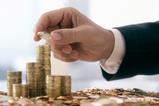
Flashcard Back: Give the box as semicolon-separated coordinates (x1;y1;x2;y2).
0;0;159;92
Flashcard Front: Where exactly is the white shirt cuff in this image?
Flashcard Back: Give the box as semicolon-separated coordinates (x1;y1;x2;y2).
100;29;125;74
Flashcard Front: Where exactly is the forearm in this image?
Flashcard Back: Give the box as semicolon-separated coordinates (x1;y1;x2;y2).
118;21;159;73
101;21;159;81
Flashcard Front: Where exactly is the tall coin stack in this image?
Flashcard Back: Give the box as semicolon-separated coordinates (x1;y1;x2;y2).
36;44;51;75
36;44;51;96
37;31;72;98
26;62;45;97
37;31;51;76
7;71;22;96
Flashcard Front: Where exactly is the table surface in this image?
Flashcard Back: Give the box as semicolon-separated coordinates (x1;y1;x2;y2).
1;77;159;92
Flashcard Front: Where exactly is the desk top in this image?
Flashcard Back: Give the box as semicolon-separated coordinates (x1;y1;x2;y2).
1;88;159;106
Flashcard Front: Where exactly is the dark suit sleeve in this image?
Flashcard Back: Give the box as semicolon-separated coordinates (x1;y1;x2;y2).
102;21;159;81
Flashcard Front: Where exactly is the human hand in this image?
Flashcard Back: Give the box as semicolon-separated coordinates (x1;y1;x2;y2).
34;7;114;62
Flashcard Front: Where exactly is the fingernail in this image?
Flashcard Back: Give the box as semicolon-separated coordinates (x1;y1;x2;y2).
52;32;62;40
62;46;72;54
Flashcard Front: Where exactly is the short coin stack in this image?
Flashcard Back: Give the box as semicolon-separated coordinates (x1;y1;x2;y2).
46;75;62;98
12;84;28;98
46;75;71;98
7;71;22;96
12;84;22;97
21;84;29;97
26;62;45;97
61;76;71;96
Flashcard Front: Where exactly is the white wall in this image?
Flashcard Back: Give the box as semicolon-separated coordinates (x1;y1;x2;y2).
90;0;159;28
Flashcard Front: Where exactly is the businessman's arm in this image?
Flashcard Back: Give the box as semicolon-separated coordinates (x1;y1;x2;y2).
102;21;159;80
34;8;159;81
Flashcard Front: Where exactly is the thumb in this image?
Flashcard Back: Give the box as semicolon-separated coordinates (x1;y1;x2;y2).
51;28;79;44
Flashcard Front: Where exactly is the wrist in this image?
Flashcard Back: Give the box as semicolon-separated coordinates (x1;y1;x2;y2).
103;29;115;60
100;29;125;74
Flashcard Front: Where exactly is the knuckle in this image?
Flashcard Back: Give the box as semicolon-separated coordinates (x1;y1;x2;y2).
66;7;76;11
63;7;78;15
40;12;49;20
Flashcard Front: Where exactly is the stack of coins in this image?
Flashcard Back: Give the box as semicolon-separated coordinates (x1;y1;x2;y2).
26;62;45;97
36;44;51;95
12;84;28;98
36;44;51;76
37;31;72;97
46;75;61;98
43;44;51;75
21;84;29;98
46;75;71;98
61;76;71;96
12;84;22;97
7;71;22;96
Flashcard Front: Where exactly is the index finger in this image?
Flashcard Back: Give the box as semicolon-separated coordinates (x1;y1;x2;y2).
34;9;64;41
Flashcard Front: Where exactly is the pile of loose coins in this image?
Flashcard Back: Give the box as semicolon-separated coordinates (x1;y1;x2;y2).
0;88;158;106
